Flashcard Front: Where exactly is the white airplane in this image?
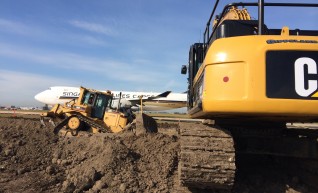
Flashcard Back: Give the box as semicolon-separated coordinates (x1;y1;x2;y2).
34;86;187;111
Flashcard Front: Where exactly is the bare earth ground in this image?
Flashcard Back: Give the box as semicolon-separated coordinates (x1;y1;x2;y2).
0;115;317;193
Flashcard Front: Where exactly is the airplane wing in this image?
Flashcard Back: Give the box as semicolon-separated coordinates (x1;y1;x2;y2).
127;91;172;106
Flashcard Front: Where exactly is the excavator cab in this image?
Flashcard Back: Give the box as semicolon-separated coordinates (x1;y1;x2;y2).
181;43;205;110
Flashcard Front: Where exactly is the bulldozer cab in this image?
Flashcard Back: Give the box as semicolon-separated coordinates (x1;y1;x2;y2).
80;89;112;119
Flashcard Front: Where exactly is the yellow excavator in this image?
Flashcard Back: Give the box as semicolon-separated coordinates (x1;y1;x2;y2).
180;0;318;190
41;86;136;136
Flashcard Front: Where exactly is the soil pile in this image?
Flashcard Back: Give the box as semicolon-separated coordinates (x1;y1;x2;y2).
0;117;179;193
0;117;60;192
0;116;317;193
55;132;179;193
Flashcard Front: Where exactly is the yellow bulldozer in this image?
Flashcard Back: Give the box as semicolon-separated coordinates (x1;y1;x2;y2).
180;0;318;190
41;86;136;136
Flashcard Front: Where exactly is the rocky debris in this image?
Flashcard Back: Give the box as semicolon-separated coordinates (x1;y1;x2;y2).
0;116;317;193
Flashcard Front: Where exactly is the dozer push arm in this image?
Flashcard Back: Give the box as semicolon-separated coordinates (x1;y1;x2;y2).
41;104;64;118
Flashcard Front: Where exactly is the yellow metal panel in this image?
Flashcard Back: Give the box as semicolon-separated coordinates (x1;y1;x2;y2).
104;112;127;133
193;34;318;120
204;62;247;101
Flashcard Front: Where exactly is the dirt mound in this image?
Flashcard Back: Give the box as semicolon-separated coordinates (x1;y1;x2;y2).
55;132;178;193
0;116;317;193
0;117;60;192
0;117;179;193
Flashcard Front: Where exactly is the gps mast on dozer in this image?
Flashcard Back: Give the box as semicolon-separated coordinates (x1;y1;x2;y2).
180;0;318;190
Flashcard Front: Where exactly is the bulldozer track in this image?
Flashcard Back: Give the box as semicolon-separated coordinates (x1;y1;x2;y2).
52;114;112;135
76;114;112;133
179;123;236;190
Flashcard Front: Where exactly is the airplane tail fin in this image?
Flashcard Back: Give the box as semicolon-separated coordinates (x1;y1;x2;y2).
148;91;171;100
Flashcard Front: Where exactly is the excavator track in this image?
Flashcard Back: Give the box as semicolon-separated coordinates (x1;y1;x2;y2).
179;123;236;190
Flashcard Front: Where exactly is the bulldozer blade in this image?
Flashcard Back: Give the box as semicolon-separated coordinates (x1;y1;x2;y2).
142;113;158;133
135;113;158;135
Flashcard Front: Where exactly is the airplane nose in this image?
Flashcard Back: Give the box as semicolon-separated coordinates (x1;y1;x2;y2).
34;93;40;100
34;92;46;103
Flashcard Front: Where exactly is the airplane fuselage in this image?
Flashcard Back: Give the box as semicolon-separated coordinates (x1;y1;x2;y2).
35;86;187;111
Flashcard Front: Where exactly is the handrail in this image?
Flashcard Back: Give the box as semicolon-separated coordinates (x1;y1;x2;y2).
203;2;318;52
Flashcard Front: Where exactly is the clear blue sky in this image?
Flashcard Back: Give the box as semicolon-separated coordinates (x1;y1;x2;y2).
0;0;317;107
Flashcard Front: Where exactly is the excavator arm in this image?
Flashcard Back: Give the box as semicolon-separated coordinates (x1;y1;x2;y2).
213;6;251;28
